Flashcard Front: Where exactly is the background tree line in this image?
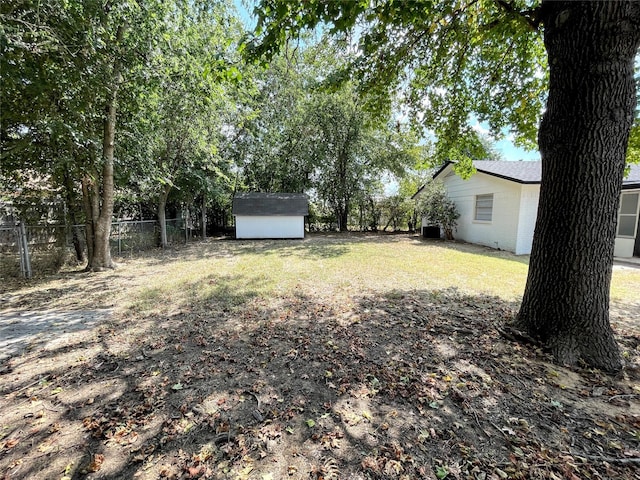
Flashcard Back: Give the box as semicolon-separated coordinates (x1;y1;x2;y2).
1;0;461;266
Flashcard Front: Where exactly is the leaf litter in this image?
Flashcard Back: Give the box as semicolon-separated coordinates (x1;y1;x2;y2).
0;237;639;480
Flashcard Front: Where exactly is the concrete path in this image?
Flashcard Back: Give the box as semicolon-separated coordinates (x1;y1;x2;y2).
614;256;640;269
0;309;111;363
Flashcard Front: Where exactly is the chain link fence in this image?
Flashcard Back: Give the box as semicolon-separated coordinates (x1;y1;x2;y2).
1;219;188;279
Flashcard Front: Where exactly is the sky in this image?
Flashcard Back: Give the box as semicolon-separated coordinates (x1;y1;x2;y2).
495;139;540;162
471;121;541;161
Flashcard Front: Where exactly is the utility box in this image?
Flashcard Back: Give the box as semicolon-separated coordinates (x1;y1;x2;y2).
422;226;440;238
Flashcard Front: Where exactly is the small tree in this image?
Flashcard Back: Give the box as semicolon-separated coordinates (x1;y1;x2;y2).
415;182;459;240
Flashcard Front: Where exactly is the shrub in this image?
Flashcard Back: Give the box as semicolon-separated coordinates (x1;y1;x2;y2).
415;182;460;240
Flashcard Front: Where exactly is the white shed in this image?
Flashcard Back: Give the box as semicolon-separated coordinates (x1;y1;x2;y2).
415;161;640;258
232;193;309;239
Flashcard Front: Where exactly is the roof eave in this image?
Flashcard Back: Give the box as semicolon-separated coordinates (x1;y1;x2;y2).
475;169;541;184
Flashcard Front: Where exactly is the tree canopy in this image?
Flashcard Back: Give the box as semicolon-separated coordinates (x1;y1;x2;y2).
248;0;548;170
247;0;640;372
1;0;426;241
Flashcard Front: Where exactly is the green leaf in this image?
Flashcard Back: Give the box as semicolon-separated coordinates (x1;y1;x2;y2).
435;465;448;479
306;419;316;428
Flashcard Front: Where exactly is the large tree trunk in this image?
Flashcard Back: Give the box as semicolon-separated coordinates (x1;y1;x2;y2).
81;174;96;265
516;1;640;372
158;183;171;248
337;204;349;232
201;194;207;239
88;97;117;270
62;170;85;262
83;24;126;271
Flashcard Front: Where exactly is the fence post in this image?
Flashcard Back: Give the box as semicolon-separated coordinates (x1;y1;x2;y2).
17;225;25;278
184;208;188;244
18;222;32;279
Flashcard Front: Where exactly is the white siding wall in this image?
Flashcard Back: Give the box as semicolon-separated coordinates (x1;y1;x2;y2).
514;184;540;255
435;167;525;253
235;215;305;239
423;166;637;257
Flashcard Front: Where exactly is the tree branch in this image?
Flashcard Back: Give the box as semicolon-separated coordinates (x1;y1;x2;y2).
494;0;542;31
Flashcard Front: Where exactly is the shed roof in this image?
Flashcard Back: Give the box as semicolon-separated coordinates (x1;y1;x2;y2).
232;193;309;216
430;160;640;189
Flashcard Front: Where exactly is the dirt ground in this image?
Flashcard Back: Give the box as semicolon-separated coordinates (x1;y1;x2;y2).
1;236;639;480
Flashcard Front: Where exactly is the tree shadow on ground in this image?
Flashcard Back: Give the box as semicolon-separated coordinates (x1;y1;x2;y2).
0;309;110;363
1;286;638;479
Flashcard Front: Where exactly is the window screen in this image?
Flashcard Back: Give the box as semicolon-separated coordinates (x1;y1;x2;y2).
617;192;639;237
475;194;493;221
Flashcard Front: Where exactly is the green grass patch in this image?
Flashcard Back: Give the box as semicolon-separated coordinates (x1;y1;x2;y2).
4;234;638;315
113;234;638;316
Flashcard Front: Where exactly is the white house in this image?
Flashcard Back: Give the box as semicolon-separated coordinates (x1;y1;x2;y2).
415;161;640;258
232;193;309;239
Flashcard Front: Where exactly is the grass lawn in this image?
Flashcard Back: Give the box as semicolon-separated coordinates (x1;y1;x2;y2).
1;233;639;479
8;232;637;313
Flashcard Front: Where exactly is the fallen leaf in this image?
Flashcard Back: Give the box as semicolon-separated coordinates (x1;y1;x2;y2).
87;453;105;473
494;467;508;479
2;438;19;450
187;465;202;477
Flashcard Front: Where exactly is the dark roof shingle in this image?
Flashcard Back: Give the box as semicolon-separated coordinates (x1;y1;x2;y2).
472;160;541;183
232;193;309;216
433;160;640;188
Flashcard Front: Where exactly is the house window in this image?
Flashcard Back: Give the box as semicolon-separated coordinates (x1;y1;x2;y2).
617;192;639;237
475;194;494;222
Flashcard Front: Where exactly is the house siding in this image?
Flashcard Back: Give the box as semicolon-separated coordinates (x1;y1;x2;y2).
437;166;524;253
515;185;540;255
235;216;304;239
420;161;639;257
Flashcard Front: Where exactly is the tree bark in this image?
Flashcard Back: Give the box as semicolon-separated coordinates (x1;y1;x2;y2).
201;194;207;239
81;172;98;267
516;1;640;372
158;183;171;248
88;96;117;270
336;202;349;232
62;170;85;262
82;22;126;271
